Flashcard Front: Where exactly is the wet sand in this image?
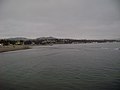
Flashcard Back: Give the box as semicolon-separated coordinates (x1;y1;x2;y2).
0;45;31;52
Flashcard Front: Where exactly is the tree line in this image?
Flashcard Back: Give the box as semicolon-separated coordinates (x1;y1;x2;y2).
0;38;119;46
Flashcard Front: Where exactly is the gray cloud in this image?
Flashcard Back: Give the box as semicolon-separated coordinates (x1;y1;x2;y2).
0;0;120;39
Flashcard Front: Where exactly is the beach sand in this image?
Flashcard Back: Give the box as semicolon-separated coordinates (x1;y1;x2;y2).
0;45;31;53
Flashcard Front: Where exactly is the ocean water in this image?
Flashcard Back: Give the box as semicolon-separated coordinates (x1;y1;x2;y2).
0;43;120;90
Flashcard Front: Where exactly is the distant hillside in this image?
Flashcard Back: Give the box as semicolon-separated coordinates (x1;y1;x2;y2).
0;36;120;46
36;37;58;40
7;37;28;41
116;38;120;40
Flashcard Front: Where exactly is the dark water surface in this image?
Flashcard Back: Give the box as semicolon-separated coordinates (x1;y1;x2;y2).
0;43;120;90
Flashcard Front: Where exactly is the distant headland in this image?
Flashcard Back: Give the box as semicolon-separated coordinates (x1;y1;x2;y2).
0;37;120;46
0;37;120;53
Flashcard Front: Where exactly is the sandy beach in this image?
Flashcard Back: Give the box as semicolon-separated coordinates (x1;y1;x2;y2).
0;45;31;53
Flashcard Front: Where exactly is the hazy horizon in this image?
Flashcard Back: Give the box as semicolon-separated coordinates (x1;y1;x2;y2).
0;0;120;39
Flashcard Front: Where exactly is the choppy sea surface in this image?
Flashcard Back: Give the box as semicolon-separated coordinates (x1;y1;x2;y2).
0;43;120;90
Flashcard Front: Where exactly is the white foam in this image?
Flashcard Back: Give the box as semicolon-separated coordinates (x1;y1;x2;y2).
114;48;120;50
101;47;109;49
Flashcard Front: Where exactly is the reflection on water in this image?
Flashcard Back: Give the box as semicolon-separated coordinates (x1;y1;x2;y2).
0;43;120;90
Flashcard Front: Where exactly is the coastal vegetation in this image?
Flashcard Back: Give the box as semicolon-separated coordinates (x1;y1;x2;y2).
0;37;120;52
0;37;120;46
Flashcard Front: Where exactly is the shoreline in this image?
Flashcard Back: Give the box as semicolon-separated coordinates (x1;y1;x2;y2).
0;45;31;53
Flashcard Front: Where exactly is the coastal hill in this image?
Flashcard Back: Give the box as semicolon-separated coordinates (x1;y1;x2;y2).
36;37;57;40
7;37;28;41
0;37;120;46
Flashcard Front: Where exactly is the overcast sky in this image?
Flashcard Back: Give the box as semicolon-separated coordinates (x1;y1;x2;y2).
0;0;120;39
